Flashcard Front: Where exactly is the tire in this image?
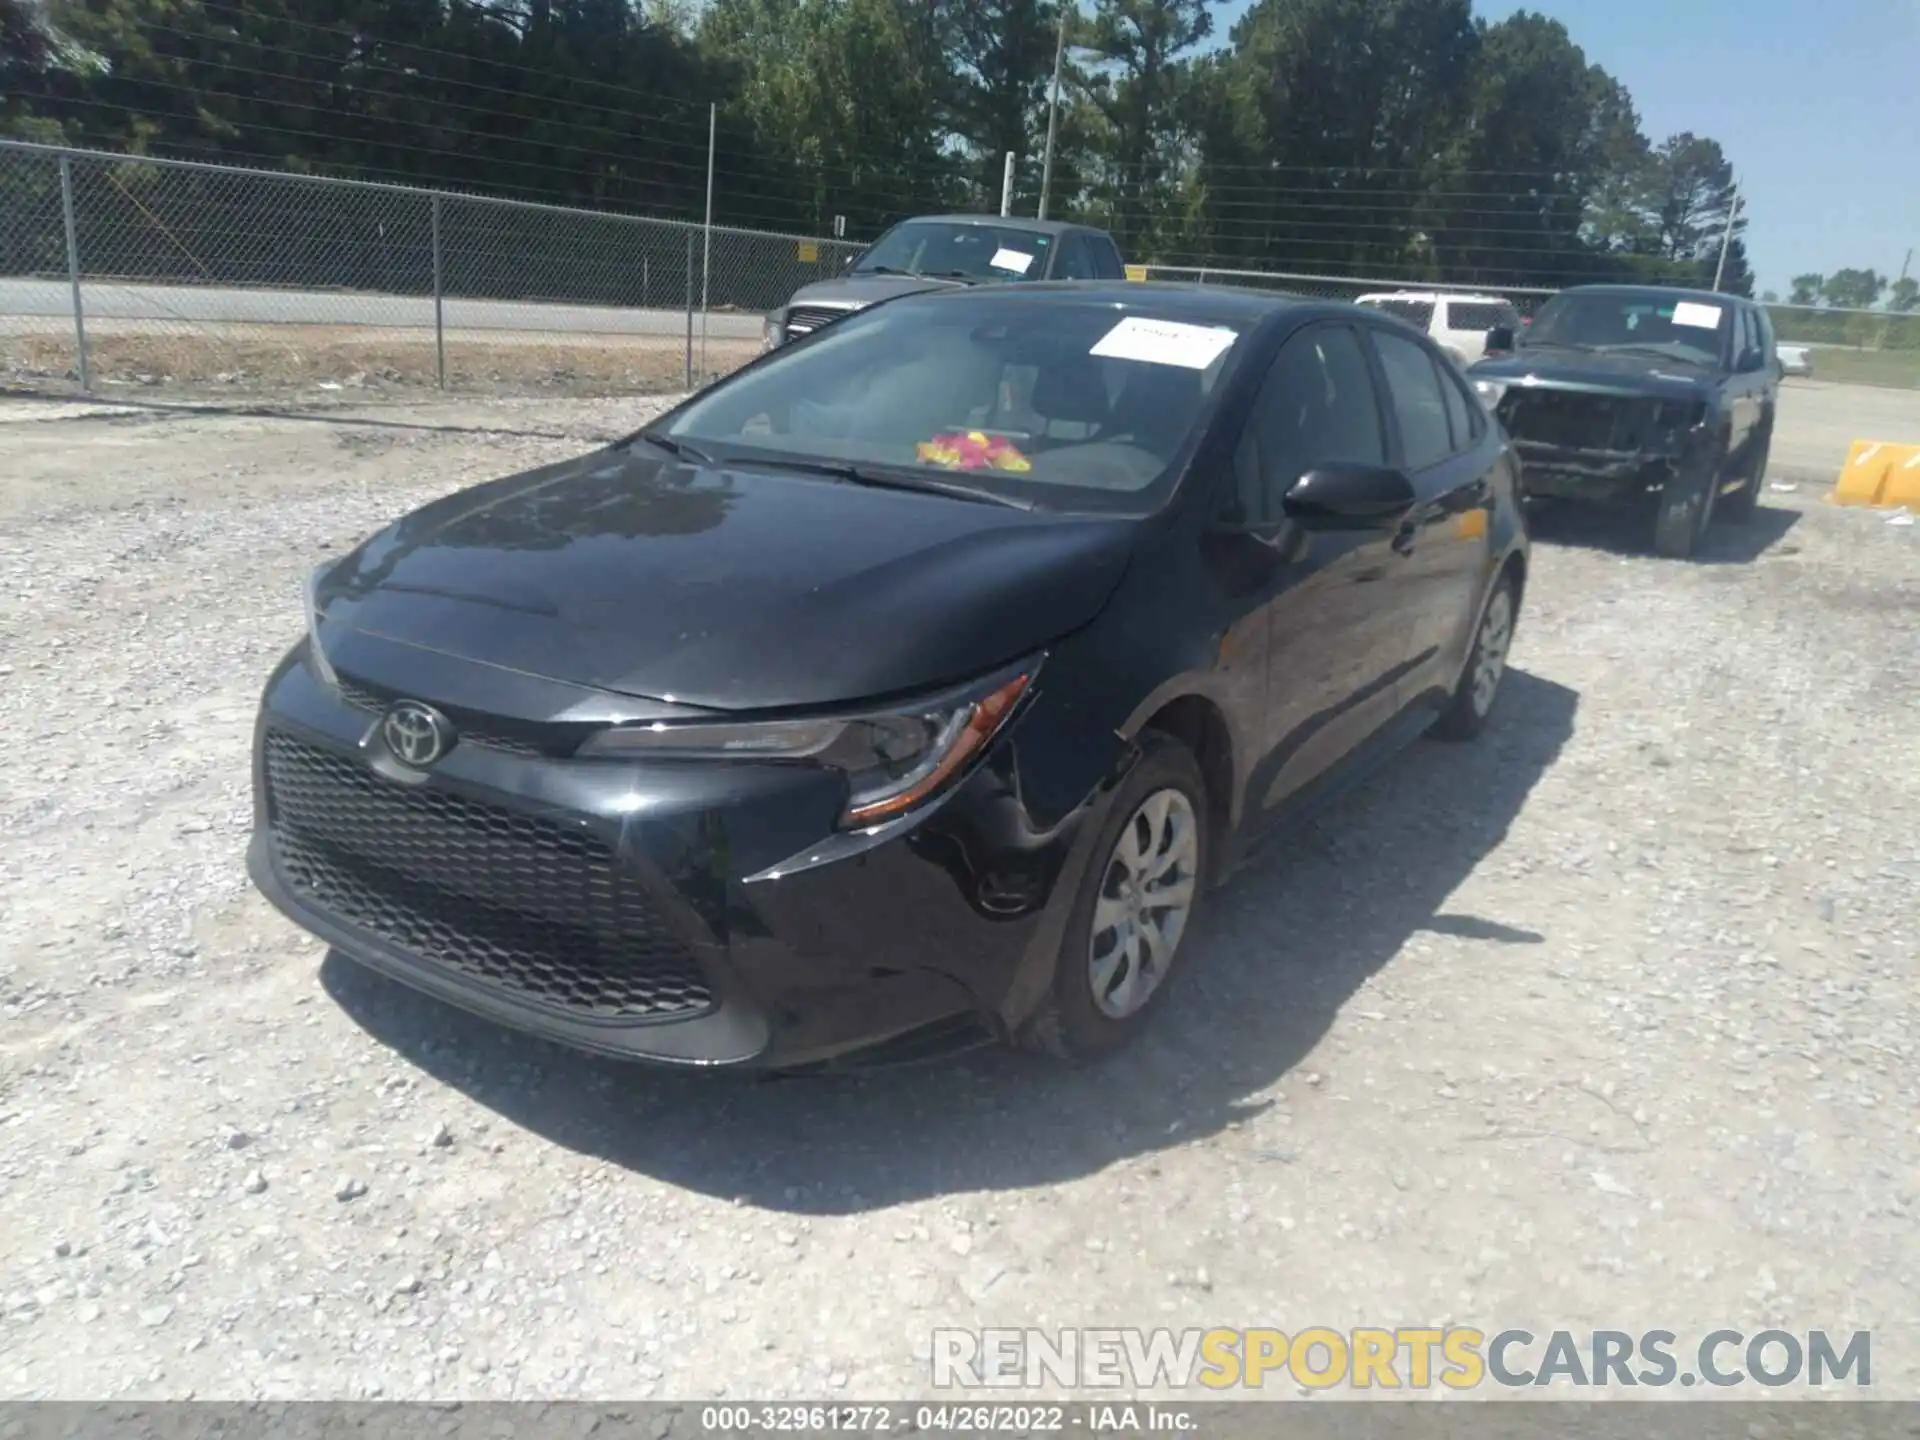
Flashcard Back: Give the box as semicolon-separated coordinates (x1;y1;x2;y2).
1719;423;1772;523
1652;445;1724;559
1018;732;1209;1064
1431;570;1519;743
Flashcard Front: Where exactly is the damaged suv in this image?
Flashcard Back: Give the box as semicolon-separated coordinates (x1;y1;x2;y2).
1467;285;1780;558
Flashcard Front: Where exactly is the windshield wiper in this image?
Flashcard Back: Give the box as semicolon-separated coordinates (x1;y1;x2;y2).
624;429;716;464
727;454;1036;510
855;265;915;277
926;271;986;284
1600;344;1710;363
1516;339;1596;353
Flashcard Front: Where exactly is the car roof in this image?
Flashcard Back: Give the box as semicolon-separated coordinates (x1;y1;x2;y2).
894;214;1100;237
886;279;1327;325
1556;283;1748;306
1356;290;1511;303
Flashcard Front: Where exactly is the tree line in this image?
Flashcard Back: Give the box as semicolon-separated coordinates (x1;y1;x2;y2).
5;0;1762;293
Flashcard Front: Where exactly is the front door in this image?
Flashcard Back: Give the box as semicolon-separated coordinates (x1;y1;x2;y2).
1362;324;1499;706
1221;321;1428;822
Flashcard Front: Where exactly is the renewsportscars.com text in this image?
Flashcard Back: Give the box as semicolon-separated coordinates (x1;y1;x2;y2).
931;1327;1872;1390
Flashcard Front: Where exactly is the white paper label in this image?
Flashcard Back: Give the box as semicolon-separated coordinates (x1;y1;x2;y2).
1671;301;1723;329
1090;316;1239;370
989;248;1034;275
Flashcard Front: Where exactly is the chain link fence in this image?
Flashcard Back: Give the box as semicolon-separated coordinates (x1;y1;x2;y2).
0;139;862;402
5;140;1917;402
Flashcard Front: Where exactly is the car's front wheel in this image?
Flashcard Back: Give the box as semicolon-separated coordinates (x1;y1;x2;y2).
1652;445;1725;559
1020;732;1208;1063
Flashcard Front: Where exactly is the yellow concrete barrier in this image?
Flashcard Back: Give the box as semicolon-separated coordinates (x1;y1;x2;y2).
1124;264;1149;282
1831;439;1920;509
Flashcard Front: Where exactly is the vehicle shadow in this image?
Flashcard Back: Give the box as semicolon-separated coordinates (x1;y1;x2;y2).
1524;497;1801;565
321;667;1578;1215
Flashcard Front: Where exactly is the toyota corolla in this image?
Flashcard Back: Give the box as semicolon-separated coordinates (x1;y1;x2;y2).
248;283;1528;1070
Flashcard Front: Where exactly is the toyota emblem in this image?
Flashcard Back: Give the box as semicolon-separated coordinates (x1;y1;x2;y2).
381;700;453;768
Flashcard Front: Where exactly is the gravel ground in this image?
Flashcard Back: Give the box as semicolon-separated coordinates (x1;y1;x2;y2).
1;389;1917;1402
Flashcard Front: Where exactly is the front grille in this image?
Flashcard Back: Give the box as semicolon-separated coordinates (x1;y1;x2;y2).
1502;390;1638;450
785;303;855;340
336;675;550;758
264;732;714;1021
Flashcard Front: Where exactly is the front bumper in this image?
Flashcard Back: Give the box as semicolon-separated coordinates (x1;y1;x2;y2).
1510;442;1684;503
248;649;1104;1069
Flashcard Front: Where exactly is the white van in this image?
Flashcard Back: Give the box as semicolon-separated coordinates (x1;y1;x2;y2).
1354;291;1522;365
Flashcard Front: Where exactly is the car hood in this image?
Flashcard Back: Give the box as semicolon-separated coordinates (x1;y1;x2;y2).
783;273;976;310
1469;349;1718;403
314;445;1136;712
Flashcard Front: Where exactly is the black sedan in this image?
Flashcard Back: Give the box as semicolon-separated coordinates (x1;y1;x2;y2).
248;283;1529;1070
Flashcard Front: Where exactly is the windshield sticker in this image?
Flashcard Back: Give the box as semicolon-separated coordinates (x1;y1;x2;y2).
990;248;1035;275
1091;316;1238;370
1672;301;1724;329
916;431;1033;473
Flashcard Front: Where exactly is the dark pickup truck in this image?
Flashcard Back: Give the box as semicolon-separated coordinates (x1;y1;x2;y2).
1466;285;1782;558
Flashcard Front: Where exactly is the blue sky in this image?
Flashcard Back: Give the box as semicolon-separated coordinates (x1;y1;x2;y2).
1206;0;1920;297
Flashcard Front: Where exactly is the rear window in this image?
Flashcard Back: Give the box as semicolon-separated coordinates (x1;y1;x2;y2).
660;295;1252;516
1447;302;1517;333
1360;298;1437;329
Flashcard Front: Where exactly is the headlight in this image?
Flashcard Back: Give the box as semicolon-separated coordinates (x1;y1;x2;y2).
762;314;785;351
575;670;1034;828
1472;378;1509;408
302;562;339;689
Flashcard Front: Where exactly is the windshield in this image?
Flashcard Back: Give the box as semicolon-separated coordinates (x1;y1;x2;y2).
852;221;1055;282
656;295;1248;515
1522;290;1730;366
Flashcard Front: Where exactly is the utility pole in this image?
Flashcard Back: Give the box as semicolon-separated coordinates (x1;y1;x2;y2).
1037;4;1068;220
1000;151;1016;216
1712;179;1742;292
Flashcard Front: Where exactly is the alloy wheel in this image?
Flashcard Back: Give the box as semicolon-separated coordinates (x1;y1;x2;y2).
1089;788;1199;1019
1472;586;1514;717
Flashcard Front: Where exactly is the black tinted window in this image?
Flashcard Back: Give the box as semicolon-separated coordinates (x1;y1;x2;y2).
1448;302;1511;333
1234;325;1384;524
1372;330;1453;470
1088;234;1126;279
1439;366;1477;450
1055;235;1097;280
1363;298;1436;329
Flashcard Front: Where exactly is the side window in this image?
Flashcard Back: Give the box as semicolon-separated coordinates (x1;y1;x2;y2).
1372;329;1454;471
1438;365;1477;451
1054;235;1096;280
1087;234;1125;279
1232;325;1386;524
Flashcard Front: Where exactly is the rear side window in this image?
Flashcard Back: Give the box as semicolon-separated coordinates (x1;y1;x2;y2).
1438;367;1478;450
1371;330;1454;471
1363;299;1437;330
1053;235;1097;280
1447;302;1510;333
1086;233;1126;279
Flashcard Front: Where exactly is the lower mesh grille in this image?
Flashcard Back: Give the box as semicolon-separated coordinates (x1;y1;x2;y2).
264;732;713;1021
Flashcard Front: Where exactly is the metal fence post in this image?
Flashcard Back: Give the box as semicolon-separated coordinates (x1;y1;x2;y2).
431;193;446;390
58;155;91;393
684;229;694;389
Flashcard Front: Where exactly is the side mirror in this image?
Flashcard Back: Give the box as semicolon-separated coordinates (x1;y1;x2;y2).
1281;463;1417;530
1485;324;1516;354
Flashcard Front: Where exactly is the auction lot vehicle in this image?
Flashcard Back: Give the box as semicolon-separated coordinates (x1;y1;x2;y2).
763;214;1126;349
1355;290;1522;365
1777;342;1813;377
1468;285;1781;559
250;283;1527;1071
